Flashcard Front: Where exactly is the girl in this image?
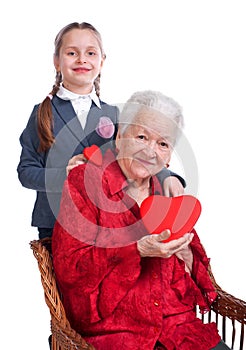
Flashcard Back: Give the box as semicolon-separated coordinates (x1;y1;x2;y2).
17;22;185;239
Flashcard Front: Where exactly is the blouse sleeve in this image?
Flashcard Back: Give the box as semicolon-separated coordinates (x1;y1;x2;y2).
189;229;217;313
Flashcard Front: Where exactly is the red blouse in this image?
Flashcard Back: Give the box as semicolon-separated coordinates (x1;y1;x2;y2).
52;150;221;350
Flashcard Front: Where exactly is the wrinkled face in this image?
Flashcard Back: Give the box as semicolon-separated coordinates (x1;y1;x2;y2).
54;28;104;94
116;109;176;181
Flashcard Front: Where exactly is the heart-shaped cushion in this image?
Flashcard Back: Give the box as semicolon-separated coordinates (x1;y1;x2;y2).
83;145;103;167
140;195;201;242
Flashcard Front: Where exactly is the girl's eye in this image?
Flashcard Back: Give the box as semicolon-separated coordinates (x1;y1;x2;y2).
68;51;77;56
87;51;96;56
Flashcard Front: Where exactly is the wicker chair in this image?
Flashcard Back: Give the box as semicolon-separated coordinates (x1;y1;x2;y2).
30;238;246;350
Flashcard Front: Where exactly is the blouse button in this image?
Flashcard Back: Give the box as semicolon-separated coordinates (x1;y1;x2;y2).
154;327;159;334
152;272;158;279
153;300;160;307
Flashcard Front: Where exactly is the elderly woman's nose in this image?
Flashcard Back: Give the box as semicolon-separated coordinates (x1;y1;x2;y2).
145;141;157;156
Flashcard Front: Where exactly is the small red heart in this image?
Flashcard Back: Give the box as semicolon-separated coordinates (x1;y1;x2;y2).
140;195;201;242
83;145;103;167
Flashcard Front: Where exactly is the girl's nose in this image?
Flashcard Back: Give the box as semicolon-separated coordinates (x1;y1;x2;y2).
77;53;86;64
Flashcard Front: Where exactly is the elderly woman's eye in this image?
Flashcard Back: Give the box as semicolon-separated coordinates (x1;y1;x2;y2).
160;141;168;148
137;135;146;140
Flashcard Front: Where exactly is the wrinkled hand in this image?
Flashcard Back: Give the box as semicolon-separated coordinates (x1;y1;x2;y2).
163;176;184;197
175;242;194;273
66;154;87;176
137;230;194;259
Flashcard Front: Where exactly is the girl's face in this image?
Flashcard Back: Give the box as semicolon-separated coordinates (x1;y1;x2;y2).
116;110;174;181
54;28;104;94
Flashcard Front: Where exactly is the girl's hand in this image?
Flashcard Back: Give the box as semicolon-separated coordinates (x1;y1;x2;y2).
66;154;87;176
137;230;194;259
163;176;184;197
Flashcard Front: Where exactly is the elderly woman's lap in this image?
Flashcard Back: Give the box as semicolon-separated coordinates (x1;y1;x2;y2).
212;340;231;349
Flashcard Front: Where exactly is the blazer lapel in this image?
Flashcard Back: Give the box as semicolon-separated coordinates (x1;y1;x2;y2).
84;101;104;136
52;95;90;148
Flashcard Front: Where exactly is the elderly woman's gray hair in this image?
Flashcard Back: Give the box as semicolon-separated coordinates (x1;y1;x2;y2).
118;90;184;143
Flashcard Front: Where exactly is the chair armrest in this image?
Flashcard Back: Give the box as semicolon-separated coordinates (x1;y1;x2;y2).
211;286;246;324
208;264;246;323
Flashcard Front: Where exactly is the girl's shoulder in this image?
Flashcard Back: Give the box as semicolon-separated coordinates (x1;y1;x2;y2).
100;101;120;122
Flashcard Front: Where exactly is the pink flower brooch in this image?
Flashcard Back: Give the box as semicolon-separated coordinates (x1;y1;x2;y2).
96;116;115;139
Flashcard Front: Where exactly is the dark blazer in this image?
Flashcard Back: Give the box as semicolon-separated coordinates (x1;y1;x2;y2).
17;95;185;231
17;96;119;228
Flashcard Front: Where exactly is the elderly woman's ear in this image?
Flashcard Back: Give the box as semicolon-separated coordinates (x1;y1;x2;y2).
164;155;171;169
115;131;121;152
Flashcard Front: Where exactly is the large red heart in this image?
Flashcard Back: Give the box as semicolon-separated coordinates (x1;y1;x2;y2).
140;195;201;242
83;145;103;167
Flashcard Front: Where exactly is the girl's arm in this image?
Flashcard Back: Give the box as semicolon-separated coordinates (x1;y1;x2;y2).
17;106;67;192
156;168;186;197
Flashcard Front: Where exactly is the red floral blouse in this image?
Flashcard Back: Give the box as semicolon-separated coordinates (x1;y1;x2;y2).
52;150;221;350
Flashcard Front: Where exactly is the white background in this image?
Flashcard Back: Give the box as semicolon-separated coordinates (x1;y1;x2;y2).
1;1;246;349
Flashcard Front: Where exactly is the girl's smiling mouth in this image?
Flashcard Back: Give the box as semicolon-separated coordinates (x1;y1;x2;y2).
73;67;90;73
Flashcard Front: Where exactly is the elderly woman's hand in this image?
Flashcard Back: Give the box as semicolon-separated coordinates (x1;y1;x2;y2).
66;154;87;176
163;176;184;197
137;230;194;260
175;239;194;274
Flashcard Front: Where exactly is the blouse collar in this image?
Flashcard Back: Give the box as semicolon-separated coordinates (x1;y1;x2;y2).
57;85;101;109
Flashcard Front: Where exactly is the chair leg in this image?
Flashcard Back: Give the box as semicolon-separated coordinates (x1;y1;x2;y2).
48;334;52;349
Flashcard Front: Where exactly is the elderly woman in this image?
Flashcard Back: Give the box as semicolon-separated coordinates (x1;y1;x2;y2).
52;91;229;350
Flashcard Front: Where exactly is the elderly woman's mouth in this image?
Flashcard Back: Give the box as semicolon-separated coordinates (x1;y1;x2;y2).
134;157;156;166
